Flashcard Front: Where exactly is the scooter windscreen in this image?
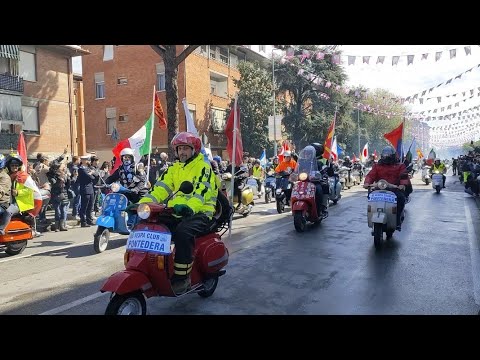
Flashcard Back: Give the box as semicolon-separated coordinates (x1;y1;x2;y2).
294;145;319;180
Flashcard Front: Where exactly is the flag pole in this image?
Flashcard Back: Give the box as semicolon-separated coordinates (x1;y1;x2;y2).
401;116;406;161
146;85;156;184
228;92;239;237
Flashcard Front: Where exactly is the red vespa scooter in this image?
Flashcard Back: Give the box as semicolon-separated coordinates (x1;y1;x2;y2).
101;181;232;315
290;146;328;232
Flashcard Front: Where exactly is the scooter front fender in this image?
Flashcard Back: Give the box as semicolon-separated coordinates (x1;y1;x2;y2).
371;212;386;224
292;200;308;213
96;215;115;229
101;270;152;296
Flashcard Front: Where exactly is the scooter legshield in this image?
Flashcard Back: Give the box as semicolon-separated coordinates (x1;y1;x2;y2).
96;215;115;228
292;200;308;213
371;212;386;224
101;270;152;295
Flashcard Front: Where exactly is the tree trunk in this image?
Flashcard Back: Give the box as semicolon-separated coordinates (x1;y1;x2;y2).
163;46;179;160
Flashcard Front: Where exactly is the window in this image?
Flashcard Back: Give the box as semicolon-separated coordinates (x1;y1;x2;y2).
211;108;227;132
156;63;165;91
259;45;266;53
119;114;128;122
196;45;208;57
106;107;116;135
107;118;115;135
117;76;127;85
209;71;228;98
219;47;228;64
19;50;36;82
229;53;238;68
95;72;105;99
209;45;217;60
22;105;39;134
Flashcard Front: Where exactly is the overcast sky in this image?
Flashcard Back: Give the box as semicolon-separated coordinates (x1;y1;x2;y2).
339;45;480;115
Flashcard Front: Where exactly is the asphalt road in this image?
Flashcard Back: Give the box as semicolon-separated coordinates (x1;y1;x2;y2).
1;170;479;315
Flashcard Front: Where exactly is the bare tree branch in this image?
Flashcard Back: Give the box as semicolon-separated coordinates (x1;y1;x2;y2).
174;45;200;67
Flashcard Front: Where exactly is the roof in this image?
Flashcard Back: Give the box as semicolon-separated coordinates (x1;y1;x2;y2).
37;45;90;56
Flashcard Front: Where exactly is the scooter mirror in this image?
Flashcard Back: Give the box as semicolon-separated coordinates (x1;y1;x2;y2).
179;181;194;194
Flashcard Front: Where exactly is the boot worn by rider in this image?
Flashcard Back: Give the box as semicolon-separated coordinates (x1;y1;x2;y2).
0;211;13;235
171;261;193;295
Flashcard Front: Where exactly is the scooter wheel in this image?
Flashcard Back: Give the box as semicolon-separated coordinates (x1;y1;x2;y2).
276;200;285;214
5;240;27;256
373;223;383;249
94;227;110;253
105;291;146;315
198;277;219;298
294;211;306;232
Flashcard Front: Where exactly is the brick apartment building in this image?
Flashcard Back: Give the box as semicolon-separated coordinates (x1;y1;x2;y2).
81;45;270;162
0;45;90;160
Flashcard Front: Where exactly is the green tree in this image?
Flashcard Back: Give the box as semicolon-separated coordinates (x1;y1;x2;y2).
228;61;274;158
350;88;408;156
273;45;355;151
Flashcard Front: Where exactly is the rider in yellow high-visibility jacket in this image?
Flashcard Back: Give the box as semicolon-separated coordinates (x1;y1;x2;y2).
430;158;447;188
138;132;218;294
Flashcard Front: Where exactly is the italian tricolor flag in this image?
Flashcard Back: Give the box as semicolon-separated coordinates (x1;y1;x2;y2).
112;112;153;172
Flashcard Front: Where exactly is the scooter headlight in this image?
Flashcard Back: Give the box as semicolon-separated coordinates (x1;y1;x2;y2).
137;203;151;219
111;183;120;192
434;170;440;174
299;172;308;181
377;180;388;190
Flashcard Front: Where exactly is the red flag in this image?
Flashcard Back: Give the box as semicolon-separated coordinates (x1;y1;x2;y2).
110;138;130;174
17;131;27;169
225;100;243;166
383;122;403;156
322;113;336;159
278;141;290;163
154;92;167;130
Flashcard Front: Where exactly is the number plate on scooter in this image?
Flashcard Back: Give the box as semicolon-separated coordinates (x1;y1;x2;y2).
368;192;397;203
126;230;172;255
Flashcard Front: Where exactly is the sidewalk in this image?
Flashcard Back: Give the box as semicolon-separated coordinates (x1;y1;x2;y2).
37;209;95;233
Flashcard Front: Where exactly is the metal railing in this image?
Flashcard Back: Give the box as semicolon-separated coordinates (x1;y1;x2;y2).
0;73;23;93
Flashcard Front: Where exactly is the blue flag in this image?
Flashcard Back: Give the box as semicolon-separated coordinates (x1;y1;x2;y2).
259;149;267;168
337;144;343;158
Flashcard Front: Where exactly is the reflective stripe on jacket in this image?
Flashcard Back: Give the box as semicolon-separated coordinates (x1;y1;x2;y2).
139;153;218;219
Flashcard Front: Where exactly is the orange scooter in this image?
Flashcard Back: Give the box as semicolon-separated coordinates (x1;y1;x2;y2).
0;214;34;256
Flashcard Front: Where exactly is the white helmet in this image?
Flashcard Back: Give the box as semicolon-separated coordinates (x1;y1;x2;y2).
434;158;441;162
284;151;291;157
120;148;135;157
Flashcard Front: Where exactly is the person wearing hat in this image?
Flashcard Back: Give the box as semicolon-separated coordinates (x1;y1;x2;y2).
430;158;447;188
0;155;35;235
77;155;97;227
0;155;12;232
275;150;297;206
104;148;147;204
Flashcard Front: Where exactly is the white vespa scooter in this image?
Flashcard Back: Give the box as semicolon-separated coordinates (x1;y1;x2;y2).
431;170;444;194
367;179;405;249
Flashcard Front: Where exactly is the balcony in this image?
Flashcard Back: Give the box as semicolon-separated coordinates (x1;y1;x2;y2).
0;73;24;94
0;133;19;151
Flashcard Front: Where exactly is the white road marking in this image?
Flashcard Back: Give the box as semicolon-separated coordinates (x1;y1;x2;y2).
464;200;480;305
39;291;110;315
0;234;123;264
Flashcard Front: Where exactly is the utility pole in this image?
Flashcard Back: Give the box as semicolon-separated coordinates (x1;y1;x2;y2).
272;47;277;158
357;108;361;156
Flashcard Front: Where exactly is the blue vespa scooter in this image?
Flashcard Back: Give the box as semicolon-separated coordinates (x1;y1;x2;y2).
93;182;138;253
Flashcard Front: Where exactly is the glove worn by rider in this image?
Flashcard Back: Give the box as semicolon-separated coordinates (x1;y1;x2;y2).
173;204;194;217
126;203;138;211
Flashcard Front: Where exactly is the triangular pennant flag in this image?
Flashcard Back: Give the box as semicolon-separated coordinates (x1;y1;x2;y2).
450;49;456;59
363;56;370;64
407;55;414;65
348;56;356;65
377;56;385;64
435;51;442;61
464;46;471;55
422;53;428;60
392;56;400;65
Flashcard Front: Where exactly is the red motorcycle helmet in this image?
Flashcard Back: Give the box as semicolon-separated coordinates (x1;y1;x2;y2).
171;131;202;155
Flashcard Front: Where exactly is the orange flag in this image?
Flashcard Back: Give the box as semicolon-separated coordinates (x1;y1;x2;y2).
154;92;167;129
322;113;336;159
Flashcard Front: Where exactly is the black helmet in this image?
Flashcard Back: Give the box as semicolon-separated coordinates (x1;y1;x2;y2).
6;154;23;170
380;145;396;164
310;142;324;158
